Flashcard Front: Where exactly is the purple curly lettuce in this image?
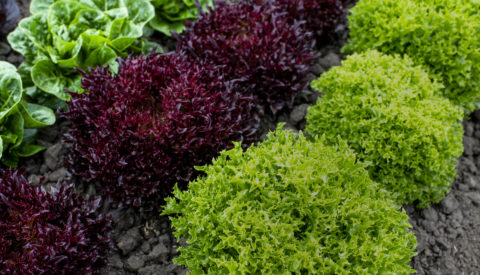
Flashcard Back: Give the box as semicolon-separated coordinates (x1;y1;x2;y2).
0;168;113;275
64;52;257;209
177;0;317;114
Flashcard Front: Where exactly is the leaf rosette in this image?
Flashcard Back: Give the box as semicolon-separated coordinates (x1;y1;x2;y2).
7;0;155;102
164;127;417;274
306;51;464;208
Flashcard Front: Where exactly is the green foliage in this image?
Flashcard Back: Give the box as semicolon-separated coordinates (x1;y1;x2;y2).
0;61;55;167
163;126;417;274
342;0;480;111
306;50;464;208
148;0;213;36
7;0;156;102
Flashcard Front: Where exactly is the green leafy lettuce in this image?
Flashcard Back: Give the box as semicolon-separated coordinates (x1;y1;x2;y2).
7;0;156;103
343;0;480;112
0;61;55;167
306;50;464;208
164;126;417;274
147;0;213;35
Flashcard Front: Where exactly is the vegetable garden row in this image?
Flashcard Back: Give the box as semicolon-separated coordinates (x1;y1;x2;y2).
0;0;479;273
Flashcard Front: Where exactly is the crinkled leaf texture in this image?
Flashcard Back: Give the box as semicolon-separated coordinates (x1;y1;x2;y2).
0;168;114;275
63;52;258;209
0;61;55;167
177;0;319;114
7;0;156;103
257;0;345;42
306;50;464;208
163;126;417;274
343;0;480;112
148;0;214;36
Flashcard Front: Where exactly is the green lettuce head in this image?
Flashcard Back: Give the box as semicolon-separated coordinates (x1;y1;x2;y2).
164;126;417;274
148;0;213;36
306;50;464;208
0;61;55;167
343;0;480;112
7;0;155;103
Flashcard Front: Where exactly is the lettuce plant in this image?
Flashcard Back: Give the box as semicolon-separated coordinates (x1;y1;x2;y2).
163;127;417;274
0;0;19;36
148;0;213;36
7;0;155;102
255;0;345;42
306;51;464;207
177;0;316;114
343;0;480;111
63;52;257;209
0;61;55;167
0;168;113;275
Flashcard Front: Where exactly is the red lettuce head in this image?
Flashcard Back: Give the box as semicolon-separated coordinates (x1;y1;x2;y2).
177;0;317;114
64;52;257;209
256;0;346;42
0;168;113;275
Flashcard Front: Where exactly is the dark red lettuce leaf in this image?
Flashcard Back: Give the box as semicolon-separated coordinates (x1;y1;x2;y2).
63;0;344;210
254;0;346;42
0;168;113;275
0;0;19;35
177;0;317;114
64;52;257;209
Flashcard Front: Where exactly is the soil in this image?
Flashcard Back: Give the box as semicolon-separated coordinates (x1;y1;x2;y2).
2;0;480;274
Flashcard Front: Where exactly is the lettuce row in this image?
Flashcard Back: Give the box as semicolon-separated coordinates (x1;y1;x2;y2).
306;50;464;208
7;0;156;103
148;0;213;36
0;61;55;167
164;127;417;274
343;0;480;111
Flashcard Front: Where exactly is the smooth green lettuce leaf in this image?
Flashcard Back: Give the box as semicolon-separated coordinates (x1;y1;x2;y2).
31;59;71;100
148;0;213;36
0;61;55;166
20;102;56;128
84;45;117;68
343;0;480;112
0;62;22;121
30;0;54;14
7;0;156;105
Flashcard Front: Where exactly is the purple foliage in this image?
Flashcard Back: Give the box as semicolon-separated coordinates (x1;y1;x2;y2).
261;0;346;41
64;52;257;209
0;0;19;35
177;0;317;114
64;0;345;210
0;169;113;275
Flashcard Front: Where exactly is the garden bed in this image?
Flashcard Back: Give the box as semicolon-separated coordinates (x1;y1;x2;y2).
2;0;480;274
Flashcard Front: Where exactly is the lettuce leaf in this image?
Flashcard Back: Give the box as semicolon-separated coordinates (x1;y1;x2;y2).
8;0;156;104
0;61;56;167
148;0;213;36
